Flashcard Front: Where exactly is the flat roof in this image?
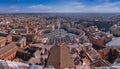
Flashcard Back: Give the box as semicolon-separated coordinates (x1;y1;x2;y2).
11;29;26;33
0;31;8;37
0;31;8;34
106;37;120;47
17;37;26;44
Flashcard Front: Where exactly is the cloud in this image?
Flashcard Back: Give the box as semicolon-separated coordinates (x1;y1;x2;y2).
1;1;120;13
28;4;52;10
23;4;53;12
53;1;120;13
7;6;20;12
87;2;120;12
50;2;86;12
0;6;20;13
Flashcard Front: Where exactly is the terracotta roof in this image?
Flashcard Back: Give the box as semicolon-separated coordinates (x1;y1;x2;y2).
28;57;41;64
17;48;28;53
47;45;75;69
0;36;6;42
0;36;6;40
30;43;43;48
0;42;17;55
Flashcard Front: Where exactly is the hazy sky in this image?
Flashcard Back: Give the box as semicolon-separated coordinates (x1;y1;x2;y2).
0;0;120;13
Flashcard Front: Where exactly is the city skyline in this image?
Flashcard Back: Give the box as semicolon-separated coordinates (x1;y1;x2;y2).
0;4;120;68
0;0;120;13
